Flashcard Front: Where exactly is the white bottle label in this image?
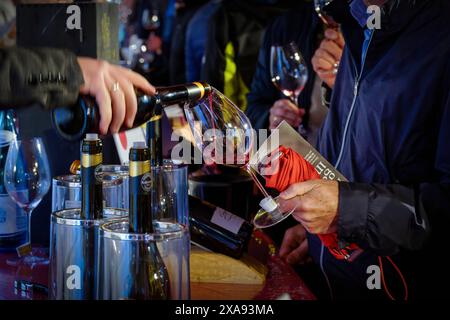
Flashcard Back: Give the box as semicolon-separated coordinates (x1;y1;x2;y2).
0;194;27;235
210;207;245;235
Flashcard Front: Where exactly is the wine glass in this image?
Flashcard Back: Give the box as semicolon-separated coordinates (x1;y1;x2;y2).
314;0;339;28
142;8;161;32
270;42;309;136
3;137;51;265
184;88;296;229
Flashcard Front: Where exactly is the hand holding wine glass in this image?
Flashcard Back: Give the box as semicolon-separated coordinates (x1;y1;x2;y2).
269;99;305;130
312;29;344;88
3;137;51;265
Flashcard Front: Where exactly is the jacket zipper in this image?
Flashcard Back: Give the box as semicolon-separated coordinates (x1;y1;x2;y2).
320;30;375;301
334;30;375;169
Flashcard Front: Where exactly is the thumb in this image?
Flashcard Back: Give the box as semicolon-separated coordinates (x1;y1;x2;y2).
280;180;316;199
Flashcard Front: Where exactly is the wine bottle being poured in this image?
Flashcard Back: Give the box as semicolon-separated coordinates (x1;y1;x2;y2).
128;141;171;300
80;133;103;220
52;82;211;141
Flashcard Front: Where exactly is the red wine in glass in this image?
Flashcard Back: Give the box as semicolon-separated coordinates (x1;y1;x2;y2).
270;42;309;136
184;88;296;228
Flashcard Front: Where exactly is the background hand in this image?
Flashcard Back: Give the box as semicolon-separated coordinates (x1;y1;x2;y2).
77;57;155;135
280;224;309;265
269;99;305;129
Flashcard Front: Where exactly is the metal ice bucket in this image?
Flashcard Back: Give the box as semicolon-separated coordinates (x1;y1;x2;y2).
51;165;129;212
98;220;190;300
48;208;126;300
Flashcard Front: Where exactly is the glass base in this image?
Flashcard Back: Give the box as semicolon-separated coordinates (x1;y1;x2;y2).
6;248;49;267
253;196;295;228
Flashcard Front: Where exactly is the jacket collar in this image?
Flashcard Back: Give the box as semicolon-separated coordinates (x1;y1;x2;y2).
324;0;437;73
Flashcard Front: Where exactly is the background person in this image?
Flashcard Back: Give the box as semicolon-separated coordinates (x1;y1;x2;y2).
245;1;344;146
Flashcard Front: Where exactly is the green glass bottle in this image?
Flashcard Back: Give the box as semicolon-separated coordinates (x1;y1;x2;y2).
128;142;170;300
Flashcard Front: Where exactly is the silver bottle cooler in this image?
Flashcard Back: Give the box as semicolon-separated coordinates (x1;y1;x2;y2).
48;208;126;300
98;220;190;300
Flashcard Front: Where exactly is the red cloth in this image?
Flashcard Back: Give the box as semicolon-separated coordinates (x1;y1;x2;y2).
264;146;359;260
253;255;316;300
249;230;316;300
265;146;320;190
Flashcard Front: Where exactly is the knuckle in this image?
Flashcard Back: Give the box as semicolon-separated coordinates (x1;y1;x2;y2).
297;201;309;213
98;60;109;72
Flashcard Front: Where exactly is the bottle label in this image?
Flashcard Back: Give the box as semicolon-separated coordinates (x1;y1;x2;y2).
141;173;152;192
130;160;151;177
0;194;27;235
81;153;103;168
211;208;245;235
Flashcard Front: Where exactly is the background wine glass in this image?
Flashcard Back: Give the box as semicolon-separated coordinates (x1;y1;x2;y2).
3;137;51;266
141;7;161;32
270;42;309;136
314;0;339;28
184;88;296;228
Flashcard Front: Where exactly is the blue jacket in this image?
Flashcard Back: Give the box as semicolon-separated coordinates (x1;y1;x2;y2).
312;0;450;299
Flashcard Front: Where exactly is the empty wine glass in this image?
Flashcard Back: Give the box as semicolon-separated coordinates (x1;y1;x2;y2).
3;137;51;265
270;42;309;136
184;89;296;228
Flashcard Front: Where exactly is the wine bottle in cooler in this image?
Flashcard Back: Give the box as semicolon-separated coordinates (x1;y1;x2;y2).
188;195;254;259
0;110;27;250
52;82;211;141
80;133;103;220
128;142;170;300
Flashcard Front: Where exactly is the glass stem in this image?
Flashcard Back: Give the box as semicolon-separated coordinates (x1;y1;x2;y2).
292;92;308;136
24;208;33;245
245;164;271;198
289;93;298;106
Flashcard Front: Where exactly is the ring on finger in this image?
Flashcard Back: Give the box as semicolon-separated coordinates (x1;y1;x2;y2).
111;82;120;93
332;61;340;75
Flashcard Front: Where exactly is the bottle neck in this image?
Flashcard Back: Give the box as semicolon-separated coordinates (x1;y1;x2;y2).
52;82;211;141
128;150;153;234
81;139;103;220
156;82;210;106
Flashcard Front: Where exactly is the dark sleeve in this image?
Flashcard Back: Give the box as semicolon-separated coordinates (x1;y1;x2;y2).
0;47;84;110
245;23;280;131
337;82;450;256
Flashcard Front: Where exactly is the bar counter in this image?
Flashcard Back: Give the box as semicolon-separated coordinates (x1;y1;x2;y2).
0;231;315;300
